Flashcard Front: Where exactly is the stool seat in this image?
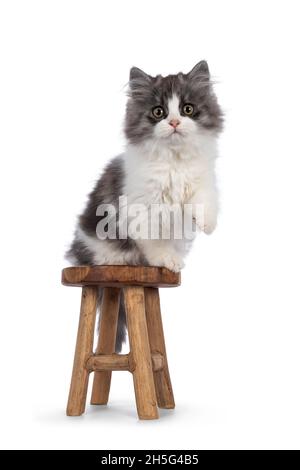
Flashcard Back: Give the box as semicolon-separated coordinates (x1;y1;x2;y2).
62;265;180;288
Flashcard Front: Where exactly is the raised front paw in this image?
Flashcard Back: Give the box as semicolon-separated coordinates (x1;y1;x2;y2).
194;206;218;235
202;212;217;234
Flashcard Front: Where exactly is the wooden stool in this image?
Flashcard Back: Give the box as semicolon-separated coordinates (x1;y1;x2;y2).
62;265;180;420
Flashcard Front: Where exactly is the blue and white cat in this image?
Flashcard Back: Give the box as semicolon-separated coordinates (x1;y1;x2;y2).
67;61;223;350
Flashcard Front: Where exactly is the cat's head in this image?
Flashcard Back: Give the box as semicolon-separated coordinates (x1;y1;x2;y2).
125;61;223;147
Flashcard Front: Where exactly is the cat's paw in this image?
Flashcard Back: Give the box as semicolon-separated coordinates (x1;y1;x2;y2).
162;253;185;272
195;207;218;235
202;215;217;235
149;253;184;272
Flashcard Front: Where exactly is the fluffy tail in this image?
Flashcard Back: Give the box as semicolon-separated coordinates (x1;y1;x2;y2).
98;288;127;353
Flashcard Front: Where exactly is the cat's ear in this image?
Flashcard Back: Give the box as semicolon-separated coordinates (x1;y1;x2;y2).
187;60;210;80
129;67;152;90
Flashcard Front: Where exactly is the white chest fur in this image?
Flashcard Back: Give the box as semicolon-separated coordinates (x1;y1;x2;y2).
123;138;216;206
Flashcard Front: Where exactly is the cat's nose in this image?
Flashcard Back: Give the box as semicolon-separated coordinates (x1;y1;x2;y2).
169;119;181;128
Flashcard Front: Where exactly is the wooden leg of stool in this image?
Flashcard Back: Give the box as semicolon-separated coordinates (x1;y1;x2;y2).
90;287;120;405
67;286;98;416
144;288;175;409
124;286;159;420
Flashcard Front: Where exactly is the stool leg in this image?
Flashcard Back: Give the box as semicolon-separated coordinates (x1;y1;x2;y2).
67;286;98;416
144;288;175;409
124;286;159;420
90;287;121;405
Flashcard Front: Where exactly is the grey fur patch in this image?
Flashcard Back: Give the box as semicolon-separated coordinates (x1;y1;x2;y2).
125;60;223;144
79;156;123;235
66;238;94;265
79;156;136;252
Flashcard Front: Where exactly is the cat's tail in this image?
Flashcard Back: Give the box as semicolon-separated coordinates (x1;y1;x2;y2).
98;288;127;353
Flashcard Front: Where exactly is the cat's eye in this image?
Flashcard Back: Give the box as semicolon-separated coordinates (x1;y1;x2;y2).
152;106;165;119
183;104;194;116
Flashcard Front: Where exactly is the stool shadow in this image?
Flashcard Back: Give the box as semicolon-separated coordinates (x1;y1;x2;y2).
35;401;178;425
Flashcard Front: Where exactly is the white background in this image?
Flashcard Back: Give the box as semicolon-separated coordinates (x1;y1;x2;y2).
0;0;300;450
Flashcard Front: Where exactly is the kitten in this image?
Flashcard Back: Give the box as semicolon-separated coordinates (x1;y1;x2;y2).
66;61;223;351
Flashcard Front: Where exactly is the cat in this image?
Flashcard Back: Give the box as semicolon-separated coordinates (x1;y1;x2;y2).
66;60;223;351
